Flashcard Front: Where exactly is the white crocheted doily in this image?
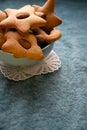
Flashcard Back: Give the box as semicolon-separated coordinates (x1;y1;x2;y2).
0;51;61;81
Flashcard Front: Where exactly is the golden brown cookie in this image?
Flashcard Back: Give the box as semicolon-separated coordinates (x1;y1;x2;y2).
1;31;43;60
32;0;62;32
0;5;47;35
32;27;62;44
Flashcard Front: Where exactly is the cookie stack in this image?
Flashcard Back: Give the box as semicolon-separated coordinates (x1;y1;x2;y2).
0;0;62;60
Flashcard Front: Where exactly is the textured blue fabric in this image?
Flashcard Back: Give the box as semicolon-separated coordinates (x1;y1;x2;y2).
0;0;87;130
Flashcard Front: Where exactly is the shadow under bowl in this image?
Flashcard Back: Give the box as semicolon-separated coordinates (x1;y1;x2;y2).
0;43;54;66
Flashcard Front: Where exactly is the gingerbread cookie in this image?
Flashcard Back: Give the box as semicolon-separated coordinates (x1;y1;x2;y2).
0;5;47;35
32;28;62;44
1;31;43;60
32;0;62;32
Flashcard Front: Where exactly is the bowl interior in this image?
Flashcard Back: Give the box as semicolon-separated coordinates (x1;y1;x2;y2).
0;43;54;66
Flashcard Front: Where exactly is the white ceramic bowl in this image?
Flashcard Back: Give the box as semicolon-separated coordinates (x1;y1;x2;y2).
0;43;54;66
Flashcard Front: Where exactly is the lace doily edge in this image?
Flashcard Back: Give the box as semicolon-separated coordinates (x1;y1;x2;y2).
0;51;61;81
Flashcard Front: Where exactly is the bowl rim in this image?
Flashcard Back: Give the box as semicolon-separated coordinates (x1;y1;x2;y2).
42;44;50;50
0;43;52;56
0;43;54;66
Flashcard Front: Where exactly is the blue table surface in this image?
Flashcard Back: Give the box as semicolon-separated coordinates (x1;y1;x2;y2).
0;0;87;130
